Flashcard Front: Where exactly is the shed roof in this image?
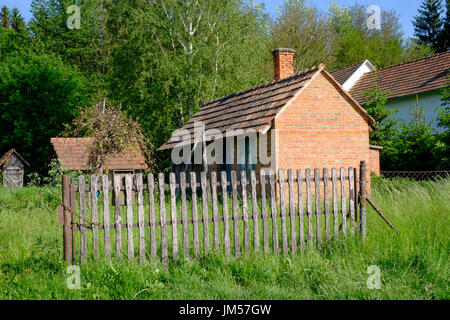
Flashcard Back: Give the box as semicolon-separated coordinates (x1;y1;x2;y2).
51;138;148;171
0;149;30;169
159;65;376;150
349;51;450;104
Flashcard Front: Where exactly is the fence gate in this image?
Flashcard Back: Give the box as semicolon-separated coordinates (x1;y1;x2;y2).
59;161;369;265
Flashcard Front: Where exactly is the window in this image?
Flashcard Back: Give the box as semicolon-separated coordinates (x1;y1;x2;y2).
238;137;256;177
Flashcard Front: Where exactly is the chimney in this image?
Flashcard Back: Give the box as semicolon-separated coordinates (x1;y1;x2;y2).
272;48;296;81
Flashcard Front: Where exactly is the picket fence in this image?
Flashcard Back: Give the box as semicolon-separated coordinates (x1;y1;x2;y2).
59;161;369;264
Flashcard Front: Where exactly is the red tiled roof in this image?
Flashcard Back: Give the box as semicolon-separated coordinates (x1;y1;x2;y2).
349;51;450;104
51;138;148;171
330;61;365;86
159;65;376;150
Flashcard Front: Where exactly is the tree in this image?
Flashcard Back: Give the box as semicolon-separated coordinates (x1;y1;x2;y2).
361;86;399;146
0;5;10;29
0;17;30;59
0;52;89;175
443;0;450;50
271;0;337;70
383;98;441;170
436;79;450;167
329;2;431;69
104;0;271;168
413;0;445;52
30;0;109;98
10;8;26;33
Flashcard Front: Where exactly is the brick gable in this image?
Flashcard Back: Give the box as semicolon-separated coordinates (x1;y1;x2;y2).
274;71;370;172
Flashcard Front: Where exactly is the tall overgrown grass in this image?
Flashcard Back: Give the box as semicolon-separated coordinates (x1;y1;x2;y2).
0;178;448;300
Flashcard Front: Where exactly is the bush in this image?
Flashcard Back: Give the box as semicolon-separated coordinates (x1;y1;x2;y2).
380;98;447;170
26;173;42;186
0;51;89;176
42;159;63;187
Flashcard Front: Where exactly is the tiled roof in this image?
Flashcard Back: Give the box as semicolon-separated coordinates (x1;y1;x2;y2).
159;66;320;150
349;51;450;104
330;61;365;86
0;149;29;168
159;65;375;151
51;138;148;171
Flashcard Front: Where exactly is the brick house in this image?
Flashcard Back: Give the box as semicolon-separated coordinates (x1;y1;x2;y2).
159;48;380;178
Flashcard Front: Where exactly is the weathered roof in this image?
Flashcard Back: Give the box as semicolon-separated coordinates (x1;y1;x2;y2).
51;138;148;171
0;149;30;168
330;61;366;86
159;65;376;150
349;51;450;104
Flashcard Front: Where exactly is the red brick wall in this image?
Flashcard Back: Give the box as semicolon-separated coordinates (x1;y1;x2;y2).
369;147;381;175
273;71;370;175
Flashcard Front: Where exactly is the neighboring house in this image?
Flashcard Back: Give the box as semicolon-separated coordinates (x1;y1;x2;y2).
330;52;450;131
159;48;381;178
51;138;148;174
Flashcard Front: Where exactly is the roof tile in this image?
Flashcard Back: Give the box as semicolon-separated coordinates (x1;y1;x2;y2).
51;138;148;171
349;52;450;104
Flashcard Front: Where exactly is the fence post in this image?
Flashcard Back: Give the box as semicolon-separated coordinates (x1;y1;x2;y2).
62;175;72;264
69;177;76;265
359;161;368;243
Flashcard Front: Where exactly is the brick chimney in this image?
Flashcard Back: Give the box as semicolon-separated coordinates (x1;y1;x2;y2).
272;48;296;81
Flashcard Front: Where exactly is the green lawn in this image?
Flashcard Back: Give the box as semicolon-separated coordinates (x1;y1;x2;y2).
0;178;448;300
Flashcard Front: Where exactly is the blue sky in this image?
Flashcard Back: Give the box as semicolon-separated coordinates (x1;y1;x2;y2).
1;0;424;38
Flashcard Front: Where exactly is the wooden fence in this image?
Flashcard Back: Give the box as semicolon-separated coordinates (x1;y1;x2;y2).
60;161;369;265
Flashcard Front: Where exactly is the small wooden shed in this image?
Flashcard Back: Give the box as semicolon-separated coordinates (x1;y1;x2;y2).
51;138;148;205
0;149;30;188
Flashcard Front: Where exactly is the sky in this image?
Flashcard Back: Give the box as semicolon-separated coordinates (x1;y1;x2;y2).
0;0;424;39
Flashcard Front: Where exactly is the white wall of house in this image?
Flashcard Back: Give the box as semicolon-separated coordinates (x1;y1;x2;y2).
386;90;445;132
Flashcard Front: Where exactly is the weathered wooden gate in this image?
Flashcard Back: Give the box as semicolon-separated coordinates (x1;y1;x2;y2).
59;161;368;265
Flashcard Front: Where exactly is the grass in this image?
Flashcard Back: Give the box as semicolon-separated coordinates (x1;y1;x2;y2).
0;178;448;300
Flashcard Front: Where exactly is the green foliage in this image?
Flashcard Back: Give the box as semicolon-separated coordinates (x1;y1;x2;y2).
10;8;26;33
0;179;449;299
413;0;449;52
329;3;431;70
270;1;432;72
104;0;272;169
271;0;337;70
444;0;450;49
0;0;446;176
360;85;449;171
63;102;155;173
26;172;42;186
0;5;11;29
0;5;29;59
382;98;444;170
361;87;399;146
436;80;450;167
30;0;110;98
0;52;89;175
42;159;63;186
1;6;25;33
